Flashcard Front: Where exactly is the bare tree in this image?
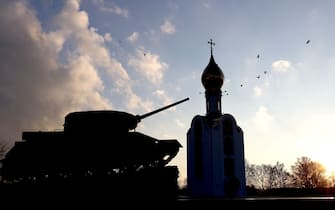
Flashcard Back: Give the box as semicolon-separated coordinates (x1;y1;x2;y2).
268;162;290;188
328;172;335;188
246;163;269;190
0;140;9;160
291;156;328;188
245;160;254;187
246;161;290;190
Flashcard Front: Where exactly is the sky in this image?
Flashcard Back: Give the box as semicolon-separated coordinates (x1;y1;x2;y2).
1;0;335;185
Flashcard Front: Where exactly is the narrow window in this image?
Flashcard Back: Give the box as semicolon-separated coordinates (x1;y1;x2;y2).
224;137;234;155
194;120;202;178
224;158;234;176
223;119;233;135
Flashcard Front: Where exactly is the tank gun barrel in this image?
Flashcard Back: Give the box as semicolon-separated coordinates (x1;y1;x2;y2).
137;97;189;121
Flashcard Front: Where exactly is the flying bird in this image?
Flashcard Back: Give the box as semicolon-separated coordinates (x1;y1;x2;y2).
257;54;260;59
306;40;310;44
240;84;243;87
264;71;267;74
256;75;260;79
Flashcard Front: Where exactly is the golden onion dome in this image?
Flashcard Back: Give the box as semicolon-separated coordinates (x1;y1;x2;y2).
201;54;224;91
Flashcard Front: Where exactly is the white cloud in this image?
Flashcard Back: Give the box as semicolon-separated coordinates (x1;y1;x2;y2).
65;55;109;107
160;19;176;34
95;0;128;17
252;106;274;130
128;48;168;85
202;1;211;9
127;32;139;43
253;86;262;97
104;33;112;42
272;60;292;73
56;1;150;113
54;0;89;33
55;0;133;83
102;5;128;17
175;119;186;128
154;90;173;104
127;92;153;112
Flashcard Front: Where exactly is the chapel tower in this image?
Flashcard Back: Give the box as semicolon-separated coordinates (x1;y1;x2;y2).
187;39;246;197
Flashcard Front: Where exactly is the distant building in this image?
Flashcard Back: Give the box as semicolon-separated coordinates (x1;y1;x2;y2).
187;40;246;197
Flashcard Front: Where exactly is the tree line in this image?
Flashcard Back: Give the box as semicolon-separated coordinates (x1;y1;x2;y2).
246;156;335;191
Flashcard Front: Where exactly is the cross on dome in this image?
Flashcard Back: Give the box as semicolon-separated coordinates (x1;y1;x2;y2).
208;39;216;56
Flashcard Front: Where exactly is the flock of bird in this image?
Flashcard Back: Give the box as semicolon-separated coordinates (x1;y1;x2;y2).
137;38;311;97
218;39;311;96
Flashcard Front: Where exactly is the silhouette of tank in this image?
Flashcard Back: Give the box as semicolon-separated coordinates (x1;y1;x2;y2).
1;98;189;198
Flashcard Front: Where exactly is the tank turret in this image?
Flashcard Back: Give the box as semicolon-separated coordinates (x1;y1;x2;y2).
63;97;189;139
